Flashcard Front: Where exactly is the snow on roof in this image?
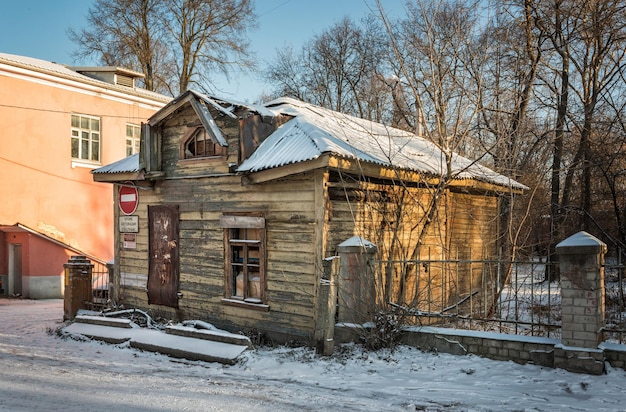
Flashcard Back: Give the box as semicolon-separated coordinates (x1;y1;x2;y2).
0;53;170;103
0;52;82;78
238;97;527;190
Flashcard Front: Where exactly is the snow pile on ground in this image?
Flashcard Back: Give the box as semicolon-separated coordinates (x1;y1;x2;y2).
1;298;626;411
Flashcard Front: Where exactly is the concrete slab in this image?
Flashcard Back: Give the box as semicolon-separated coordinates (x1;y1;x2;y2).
63;322;132;344
130;328;248;365
62;322;248;364
74;314;133;328
166;325;252;348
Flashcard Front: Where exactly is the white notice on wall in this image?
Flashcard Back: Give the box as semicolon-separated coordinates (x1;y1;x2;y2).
119;215;139;233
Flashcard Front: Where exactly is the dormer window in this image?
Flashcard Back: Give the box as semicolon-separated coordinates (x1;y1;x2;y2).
182;126;225;159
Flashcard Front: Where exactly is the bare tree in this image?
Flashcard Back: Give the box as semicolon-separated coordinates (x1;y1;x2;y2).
164;0;257;94
382;0;487;170
526;0;626;278
68;0;168;92
69;0;257;95
264;16;391;121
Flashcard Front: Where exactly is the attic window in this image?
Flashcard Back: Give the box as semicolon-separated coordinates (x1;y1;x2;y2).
182;126;225;159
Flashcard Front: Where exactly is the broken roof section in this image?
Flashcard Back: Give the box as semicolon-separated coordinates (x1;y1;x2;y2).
148;89;274;147
239;97;527;191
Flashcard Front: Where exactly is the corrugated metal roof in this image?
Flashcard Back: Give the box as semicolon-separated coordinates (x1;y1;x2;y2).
92;95;526;191
238;97;527;190
92;153;140;174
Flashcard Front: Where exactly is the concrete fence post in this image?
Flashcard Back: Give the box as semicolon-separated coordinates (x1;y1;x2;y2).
555;231;607;374
336;236;378;325
314;256;340;356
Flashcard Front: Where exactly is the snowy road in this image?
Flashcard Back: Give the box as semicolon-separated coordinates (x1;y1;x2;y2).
1;299;625;411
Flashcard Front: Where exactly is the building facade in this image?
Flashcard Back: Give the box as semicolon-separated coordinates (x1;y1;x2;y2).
0;53;170;298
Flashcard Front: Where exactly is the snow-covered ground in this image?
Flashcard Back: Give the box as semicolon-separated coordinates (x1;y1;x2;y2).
1;299;625;411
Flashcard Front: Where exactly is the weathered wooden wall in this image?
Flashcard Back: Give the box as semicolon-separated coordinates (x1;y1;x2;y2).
325;174;500;318
117;172;321;342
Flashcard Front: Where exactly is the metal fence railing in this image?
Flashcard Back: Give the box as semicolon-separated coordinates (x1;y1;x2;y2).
376;252;626;343
604;255;626;344
90;259;110;309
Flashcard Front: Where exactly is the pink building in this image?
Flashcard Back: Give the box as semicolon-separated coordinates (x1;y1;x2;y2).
0;53;170;298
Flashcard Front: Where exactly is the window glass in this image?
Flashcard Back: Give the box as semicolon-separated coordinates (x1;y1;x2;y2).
126;124;141;156
71;139;79;158
183;127;224;159
224;216;265;304
71;114;101;162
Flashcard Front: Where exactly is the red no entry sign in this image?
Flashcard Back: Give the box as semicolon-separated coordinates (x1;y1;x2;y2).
119;184;139;215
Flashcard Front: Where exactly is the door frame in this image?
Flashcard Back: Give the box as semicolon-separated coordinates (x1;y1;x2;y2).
8;243;23;296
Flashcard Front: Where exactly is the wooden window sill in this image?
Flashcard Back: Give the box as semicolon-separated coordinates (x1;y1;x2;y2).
221;298;269;312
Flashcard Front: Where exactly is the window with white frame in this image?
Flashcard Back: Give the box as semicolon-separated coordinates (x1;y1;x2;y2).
126;124;141;156
71;114;101;162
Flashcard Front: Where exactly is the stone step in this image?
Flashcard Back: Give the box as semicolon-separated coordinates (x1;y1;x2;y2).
74;314;133;329
166;325;252;348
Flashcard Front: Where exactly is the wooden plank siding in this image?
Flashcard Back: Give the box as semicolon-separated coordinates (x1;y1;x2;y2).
324;173;501;318
114;169;321;341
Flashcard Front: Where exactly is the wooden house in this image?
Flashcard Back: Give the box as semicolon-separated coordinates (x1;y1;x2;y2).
93;90;526;343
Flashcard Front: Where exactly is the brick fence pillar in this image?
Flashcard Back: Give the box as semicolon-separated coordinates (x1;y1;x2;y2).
63;255;93;321
555;231;606;374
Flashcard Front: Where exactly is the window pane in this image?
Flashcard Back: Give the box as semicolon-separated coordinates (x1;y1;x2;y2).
248;275;261;299
71;115;79;128
91;119;100;131
195;129;206;142
71;139;79;158
247;229;260;241
185;139;195;157
81;140;89;160
91;141;100;161
235;272;244;297
81;117;89;129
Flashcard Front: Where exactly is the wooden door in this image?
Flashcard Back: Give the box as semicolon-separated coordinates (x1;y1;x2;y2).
147;205;180;308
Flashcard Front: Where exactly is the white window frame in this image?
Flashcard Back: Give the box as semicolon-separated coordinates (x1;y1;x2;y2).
126;123;141;156
71;114;101;166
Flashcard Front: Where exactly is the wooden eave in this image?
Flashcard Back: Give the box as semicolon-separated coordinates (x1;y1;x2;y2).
240;154;524;195
93;170;146;183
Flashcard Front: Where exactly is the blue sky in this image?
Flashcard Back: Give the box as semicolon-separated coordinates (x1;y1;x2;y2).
0;0;405;102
